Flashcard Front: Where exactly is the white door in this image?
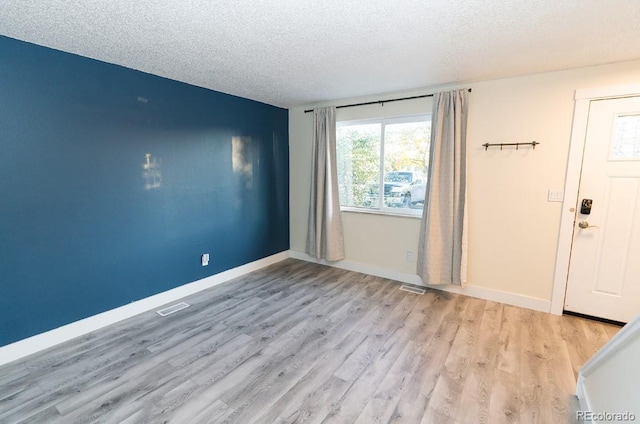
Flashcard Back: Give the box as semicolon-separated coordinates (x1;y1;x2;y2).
564;96;640;323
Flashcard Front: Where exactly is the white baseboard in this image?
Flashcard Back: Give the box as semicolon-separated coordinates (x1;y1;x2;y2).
289;250;551;313
0;251;289;367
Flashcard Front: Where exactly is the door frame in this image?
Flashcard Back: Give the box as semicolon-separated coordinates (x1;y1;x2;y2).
551;83;640;315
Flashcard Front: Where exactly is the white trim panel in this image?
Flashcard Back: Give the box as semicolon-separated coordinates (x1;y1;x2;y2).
0;251;289;367
575;312;640;420
575;374;594;423
289;251;550;313
550;97;589;315
575;83;640;101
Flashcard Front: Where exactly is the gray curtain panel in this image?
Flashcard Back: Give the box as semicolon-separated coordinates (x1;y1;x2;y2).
417;89;468;285
306;107;345;261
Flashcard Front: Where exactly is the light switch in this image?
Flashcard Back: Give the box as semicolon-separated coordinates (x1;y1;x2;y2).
548;189;564;202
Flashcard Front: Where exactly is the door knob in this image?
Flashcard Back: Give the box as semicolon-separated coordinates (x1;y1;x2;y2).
578;221;599;229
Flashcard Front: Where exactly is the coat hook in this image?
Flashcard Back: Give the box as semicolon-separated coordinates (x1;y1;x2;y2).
481;141;541;150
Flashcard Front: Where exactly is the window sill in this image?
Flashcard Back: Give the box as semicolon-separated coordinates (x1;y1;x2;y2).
340;207;423;220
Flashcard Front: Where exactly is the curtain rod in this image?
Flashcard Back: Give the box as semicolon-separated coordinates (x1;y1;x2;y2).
303;88;471;113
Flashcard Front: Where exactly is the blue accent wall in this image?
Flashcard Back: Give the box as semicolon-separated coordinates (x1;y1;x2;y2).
0;36;289;347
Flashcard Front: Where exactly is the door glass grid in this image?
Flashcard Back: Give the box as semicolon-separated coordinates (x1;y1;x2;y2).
611;114;640;159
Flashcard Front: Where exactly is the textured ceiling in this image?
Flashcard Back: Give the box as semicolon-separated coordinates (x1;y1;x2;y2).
1;0;639;108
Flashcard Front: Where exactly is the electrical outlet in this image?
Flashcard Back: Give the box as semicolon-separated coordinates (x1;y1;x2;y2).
201;253;209;266
406;251;414;262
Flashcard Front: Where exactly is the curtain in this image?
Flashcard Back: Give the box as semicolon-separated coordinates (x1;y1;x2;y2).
305;107;345;261
417;89;468;285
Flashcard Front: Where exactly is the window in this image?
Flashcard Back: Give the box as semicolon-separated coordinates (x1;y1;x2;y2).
610;114;640;159
336;115;431;216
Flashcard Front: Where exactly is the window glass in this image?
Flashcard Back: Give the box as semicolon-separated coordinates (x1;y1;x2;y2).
336;123;381;208
611;114;640;159
337;116;430;216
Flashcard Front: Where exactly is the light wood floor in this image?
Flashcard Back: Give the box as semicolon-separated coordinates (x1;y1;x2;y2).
0;259;619;424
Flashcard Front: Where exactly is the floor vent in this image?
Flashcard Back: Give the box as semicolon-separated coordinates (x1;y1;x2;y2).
399;285;426;295
156;302;190;317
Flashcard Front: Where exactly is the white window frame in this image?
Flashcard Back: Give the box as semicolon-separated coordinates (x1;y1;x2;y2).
337;113;431;218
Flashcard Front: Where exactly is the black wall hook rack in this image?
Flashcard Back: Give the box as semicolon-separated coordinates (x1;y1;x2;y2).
482;141;539;151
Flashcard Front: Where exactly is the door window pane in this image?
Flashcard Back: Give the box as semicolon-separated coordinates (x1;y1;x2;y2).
611;114;640;159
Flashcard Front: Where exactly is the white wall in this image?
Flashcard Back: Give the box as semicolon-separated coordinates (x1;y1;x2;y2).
290;60;640;308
